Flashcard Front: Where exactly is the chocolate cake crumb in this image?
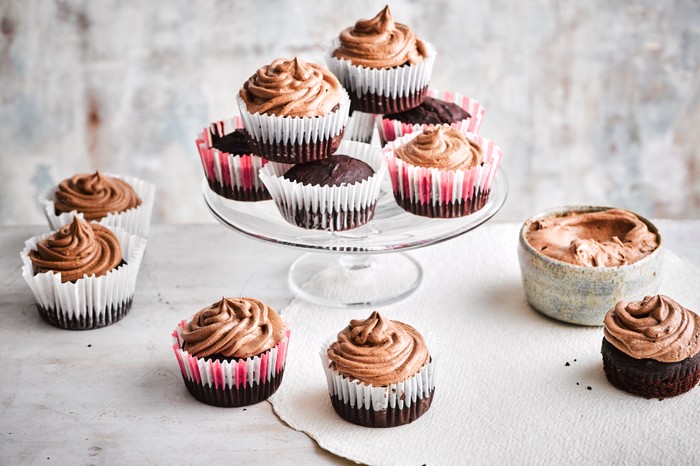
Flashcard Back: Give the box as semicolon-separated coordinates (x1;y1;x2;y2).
576;382;579;385
87;344;92;347
565;362;570;366
587;386;592;390
574;359;577;362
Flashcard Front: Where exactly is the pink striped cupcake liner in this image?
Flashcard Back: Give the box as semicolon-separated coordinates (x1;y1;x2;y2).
376;89;486;146
383;130;502;218
172;321;291;407
196;116;271;202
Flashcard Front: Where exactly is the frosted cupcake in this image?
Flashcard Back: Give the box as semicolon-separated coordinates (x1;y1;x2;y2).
326;6;436;114
21;217;147;330
172;297;291;407
320;311;436;427
197;117;271;201
384;125;502;218
236;57;350;164
39;171;155;237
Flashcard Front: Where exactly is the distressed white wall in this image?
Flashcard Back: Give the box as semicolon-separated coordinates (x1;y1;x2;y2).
0;0;698;224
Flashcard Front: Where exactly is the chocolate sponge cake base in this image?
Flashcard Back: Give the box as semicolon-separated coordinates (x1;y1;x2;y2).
351;86;429;114
37;296;134;330
280;203;377;232
395;189;490;218
183;369;285;408
248;131;344;164
601;338;700;399
206;180;271;202
330;389;435;428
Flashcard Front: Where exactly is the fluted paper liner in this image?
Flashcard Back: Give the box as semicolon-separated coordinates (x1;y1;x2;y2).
196;116;270;201
320;338;436;411
376;89;486;145
39;174;156;237
259;140;386;231
20;225;147;328
344;111;376;143
383;130;503;217
325;39;436;101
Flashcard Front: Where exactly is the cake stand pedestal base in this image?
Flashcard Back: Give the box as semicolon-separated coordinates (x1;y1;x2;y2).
287;252;423;308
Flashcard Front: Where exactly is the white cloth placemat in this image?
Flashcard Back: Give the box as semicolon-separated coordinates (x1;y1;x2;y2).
270;224;700;465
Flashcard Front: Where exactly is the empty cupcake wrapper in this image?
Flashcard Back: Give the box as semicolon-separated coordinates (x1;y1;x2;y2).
197;116;271;201
20;225;147;330
343;110;376;144
172;322;291;407
259;140;386;232
38;174;156;237
376;89;486;145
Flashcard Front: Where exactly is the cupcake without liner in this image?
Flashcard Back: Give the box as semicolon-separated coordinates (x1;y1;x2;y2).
21;217;147;330
320;311;436;428
325;6;436;114
171;297;291;408
259;140;386;232
39;172;155;237
343;110;376;144
602;295;700;399
383;125;503;218
196;116;271;201
376;89;486;146
236;57;350;164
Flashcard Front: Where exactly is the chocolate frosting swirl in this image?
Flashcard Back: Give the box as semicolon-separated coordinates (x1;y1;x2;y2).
604;295;700;362
182;297;286;360
333;6;427;68
29;217;122;283
526;209;659;267
240;57;342;117
395;125;483;170
327;311;429;386
54;171;142;221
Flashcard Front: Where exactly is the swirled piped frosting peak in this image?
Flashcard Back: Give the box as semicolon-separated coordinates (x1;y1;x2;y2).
54;171;142;221
327;311;430;386
395;125;483;170
240;57;342;118
29;216;122;283
333;5;428;69
525;208;659;267
182;297;286;360
604;295;700;363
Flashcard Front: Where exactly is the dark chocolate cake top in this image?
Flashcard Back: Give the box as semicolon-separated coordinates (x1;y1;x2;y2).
384;96;471;126
283;155;374;187
211;129;253;156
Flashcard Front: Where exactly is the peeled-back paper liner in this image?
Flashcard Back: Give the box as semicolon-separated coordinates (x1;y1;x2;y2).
325;39;437;99
343;111;376;143
235;88;351;145
383;130;503;206
20;225;147;318
259;140;386;217
376;89;486;144
319;338;436;411
38;174;156;237
196;116;269;194
172;322;291;389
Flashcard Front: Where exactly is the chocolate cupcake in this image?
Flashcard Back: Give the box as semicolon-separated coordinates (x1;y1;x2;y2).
320;311;436;427
377;90;486;146
39;171;155;237
602;295;700;399
384;125;503;218
236;57;350;164
172;297;291;407
20;217;147;330
259;140;385;231
197;117;271;201
326;6;436;114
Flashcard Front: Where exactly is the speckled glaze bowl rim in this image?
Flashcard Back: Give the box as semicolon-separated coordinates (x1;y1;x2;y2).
519;205;663;272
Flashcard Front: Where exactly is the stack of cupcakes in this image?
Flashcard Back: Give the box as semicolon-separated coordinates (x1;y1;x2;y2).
23;171;154;329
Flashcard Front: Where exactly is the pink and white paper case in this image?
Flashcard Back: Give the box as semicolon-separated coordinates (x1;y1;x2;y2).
196;116;271;202
376;89;486;145
383;130;503;218
38;174;155;237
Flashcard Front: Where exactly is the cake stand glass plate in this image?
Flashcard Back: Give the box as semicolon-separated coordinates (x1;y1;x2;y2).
203;168;507;307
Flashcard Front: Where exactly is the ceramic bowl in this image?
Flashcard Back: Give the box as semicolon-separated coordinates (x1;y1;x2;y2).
517;206;664;326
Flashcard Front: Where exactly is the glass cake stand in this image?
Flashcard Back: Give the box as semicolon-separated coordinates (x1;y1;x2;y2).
202;168;507;308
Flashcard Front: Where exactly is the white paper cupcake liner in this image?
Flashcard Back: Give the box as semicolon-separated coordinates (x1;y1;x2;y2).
196;116;271;201
320;338;436;411
39;174;156;237
383;129;503;217
258;140;386;231
376;89;486;145
325;39;437;101
20;225;147;329
343;110;376;143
